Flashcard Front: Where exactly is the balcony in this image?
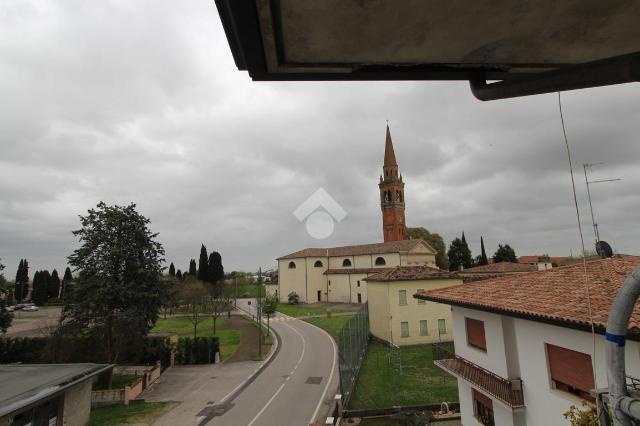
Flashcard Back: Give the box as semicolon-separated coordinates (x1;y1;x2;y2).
433;343;525;408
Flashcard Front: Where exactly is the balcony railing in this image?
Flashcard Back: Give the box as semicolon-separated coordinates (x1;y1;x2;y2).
432;343;525;408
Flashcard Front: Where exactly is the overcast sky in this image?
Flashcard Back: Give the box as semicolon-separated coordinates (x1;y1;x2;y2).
1;1;639;278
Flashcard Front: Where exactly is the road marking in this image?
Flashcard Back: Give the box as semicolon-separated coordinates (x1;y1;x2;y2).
244;318;308;426
246;382;286;426
304;320;338;425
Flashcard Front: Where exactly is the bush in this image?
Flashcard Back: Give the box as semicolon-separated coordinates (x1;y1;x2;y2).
287;292;300;305
175;336;220;364
0;337;48;363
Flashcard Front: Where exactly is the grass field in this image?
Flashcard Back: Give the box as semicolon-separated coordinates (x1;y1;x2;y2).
349;341;458;409
302;314;355;340
276;303;358;318
90;401;175;425
152;317;240;361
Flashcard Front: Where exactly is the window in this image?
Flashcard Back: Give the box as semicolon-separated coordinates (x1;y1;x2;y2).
357;293;362;304
416;288;425;304
398;290;407;305
466;317;487;351
357;280;361;287
375;256;386;266
342;259;352;267
400;321;409;337
546;344;595;401
472;389;495;426
288;261;296;269
419;320;428;336
314;260;323;267
438;319;447;335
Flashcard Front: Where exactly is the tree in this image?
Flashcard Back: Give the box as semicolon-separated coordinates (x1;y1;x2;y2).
32;271;48;306
197;244;209;282
447;237;473;271
478;236;489;266
207;280;233;335
262;294;278;336
209;252;224;283
64;202;166;364
405;227;449;270
176;277;209;338
493;244;517;263
14;259;29;303
168;262;176;277
61;267;73;301
288;292;300;305
0;258;12;333
176;269;183;280
49;269;61;300
188;259;197;277
462;231;467;244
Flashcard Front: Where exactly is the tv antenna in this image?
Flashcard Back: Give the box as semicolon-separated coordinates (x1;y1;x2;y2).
582;162;621;244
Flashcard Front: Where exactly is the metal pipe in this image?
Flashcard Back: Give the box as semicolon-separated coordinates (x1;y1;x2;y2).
470;51;640;101
606;266;640;425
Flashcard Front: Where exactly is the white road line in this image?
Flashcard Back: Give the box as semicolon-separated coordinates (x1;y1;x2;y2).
246;382;286;426
305;321;338;425
245;319;308;426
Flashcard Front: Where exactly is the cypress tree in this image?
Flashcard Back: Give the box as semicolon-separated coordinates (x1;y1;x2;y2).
461;231;467;244
209;251;224;283
21;259;29;301
169;263;176;277
176;269;183;280
479;236;489;266
49;269;61;300
188;259;197;277
32;271;48;306
15;260;24;303
197;245;209;282
61;267;73;300
447;238;473;272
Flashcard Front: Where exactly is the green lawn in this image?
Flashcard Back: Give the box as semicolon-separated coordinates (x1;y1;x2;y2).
349;342;458;409
276;303;356;318
303;314;355;340
152;317;240;361
233;283;266;299
90;402;175;426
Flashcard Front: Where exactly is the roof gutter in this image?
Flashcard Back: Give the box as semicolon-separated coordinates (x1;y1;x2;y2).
605;266;640;425
470;51;640;101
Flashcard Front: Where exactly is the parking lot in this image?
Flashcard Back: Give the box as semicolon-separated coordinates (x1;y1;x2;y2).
5;306;62;337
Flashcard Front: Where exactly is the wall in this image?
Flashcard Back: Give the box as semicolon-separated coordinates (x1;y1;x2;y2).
367;282;391;342
277;258;310;302
63;380;92;426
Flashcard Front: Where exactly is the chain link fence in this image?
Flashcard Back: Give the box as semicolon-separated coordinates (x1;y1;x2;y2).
337;303;369;407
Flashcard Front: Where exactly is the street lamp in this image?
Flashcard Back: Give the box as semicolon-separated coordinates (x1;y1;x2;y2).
583;162;621;244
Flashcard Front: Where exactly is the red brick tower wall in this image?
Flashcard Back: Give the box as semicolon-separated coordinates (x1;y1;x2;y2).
379;125;406;242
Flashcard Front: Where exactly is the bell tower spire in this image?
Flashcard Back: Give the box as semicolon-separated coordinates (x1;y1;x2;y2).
379;124;406;242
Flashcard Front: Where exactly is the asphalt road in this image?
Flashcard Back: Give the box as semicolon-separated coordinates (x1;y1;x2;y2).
206;299;338;426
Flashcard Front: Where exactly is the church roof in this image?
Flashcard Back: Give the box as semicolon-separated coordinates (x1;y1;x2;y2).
277;239;431;260
384;125;397;166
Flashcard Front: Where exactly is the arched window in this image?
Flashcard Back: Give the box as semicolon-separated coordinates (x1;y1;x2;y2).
375;257;386;266
342;259;352;267
288;261;296;269
314;260;323;268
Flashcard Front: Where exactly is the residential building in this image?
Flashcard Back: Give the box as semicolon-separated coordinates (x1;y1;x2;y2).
276;240;437;303
416;255;640;426
0;363;113;426
365;265;461;345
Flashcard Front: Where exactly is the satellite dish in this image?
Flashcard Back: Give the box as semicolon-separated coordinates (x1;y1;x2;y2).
596;241;614;258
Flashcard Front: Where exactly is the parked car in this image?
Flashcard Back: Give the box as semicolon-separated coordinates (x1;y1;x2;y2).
14;304;26;310
6;306;15;312
22;305;39;312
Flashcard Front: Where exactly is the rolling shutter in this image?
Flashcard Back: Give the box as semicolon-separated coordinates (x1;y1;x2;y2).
546;344;595;392
466;317;487;351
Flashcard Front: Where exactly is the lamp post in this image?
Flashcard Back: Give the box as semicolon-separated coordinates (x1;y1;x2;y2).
582;163;621;244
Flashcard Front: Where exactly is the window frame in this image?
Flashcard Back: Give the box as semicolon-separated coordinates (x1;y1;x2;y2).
546;343;595;401
465;317;487;352
419;320;428;336
438;318;447;335
342;258;352;267
416;288;425;304
288;261;296;269
400;321;410;338
398;289;408;306
375;256;386;266
313;260;323;268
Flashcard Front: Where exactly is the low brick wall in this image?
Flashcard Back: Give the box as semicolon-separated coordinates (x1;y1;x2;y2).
91;361;162;406
91;388;126;406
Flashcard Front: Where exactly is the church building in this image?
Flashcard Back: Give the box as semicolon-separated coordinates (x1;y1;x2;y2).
274;126;438;304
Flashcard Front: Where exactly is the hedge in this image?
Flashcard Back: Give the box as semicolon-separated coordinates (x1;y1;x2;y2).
175;337;219;365
0;337;48;363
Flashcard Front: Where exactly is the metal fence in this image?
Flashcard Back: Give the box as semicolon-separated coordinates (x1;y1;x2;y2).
337;303;369;407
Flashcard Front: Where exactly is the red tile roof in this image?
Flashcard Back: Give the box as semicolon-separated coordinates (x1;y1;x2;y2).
324;268;389;275
461;262;537;274
277;239;432;260
365;265;460;282
416;256;640;339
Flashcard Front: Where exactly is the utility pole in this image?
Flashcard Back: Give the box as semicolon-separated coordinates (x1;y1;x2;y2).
583;162;621;244
257;267;262;359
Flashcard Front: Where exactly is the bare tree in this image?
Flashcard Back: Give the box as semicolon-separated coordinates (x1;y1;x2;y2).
177;277;209;338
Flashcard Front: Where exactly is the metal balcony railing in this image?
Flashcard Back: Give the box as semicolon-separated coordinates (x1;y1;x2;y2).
432;343;525;408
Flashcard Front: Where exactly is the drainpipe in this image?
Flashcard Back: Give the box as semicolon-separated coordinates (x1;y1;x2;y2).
606;265;640;425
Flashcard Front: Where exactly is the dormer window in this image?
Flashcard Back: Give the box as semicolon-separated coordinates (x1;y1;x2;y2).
342;259;352;267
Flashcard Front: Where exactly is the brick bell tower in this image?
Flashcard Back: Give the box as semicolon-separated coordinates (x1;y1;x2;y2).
379;124;406;242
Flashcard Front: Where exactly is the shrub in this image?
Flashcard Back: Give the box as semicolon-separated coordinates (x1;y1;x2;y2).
175;336;220;364
287;292;300;305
